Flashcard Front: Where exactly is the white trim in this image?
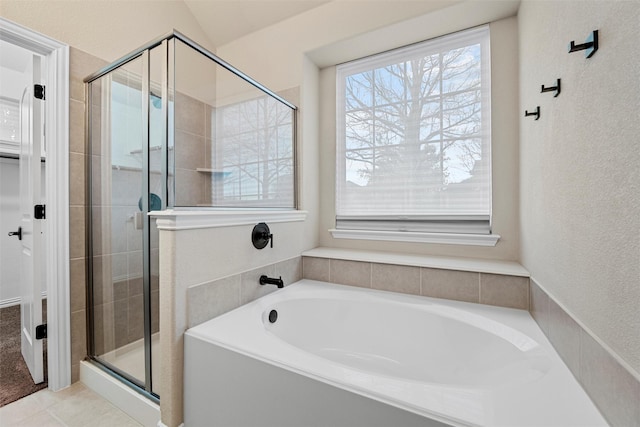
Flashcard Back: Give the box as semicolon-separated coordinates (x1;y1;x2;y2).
0;17;70;391
303;247;529;277
0;297;21;309
80;361;160;427
151;209;307;231
0;291;48;309
329;228;500;246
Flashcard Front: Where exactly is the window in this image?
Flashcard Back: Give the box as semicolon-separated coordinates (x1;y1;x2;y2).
335;26;492;240
214;95;294;207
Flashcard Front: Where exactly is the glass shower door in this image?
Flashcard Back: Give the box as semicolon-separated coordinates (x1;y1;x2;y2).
88;53;158;397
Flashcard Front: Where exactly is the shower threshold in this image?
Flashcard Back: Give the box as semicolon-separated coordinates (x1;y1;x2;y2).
80;359;160;427
100;333;161;396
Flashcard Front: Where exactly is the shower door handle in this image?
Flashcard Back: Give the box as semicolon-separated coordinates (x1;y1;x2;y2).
8;227;22;240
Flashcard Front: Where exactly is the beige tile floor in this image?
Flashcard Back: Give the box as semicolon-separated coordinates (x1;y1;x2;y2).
0;383;142;427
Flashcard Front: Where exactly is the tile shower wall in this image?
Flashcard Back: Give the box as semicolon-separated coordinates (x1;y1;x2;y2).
302;256;530;310
186;256;301;328
174;92;212;207
90;166;160;356
530;279;640;426
69;47;108;383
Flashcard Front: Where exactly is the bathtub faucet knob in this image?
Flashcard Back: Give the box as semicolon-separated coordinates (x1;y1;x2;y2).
252;222;273;249
260;275;284;288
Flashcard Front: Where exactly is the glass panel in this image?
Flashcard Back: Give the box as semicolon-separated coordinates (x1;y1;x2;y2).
89;55;146;388
173;39;295;208
149;45;165;397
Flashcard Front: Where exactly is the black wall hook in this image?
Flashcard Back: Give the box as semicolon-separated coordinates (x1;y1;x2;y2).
568;30;598;58
541;78;561;97
525;106;540;121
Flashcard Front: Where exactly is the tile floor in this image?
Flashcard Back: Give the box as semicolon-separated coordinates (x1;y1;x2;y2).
0;382;142;426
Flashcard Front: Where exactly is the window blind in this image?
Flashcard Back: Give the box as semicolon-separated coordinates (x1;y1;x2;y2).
336;25;492;234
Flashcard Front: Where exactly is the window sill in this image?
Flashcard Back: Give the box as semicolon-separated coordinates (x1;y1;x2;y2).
329;228;500;246
151;209;307;231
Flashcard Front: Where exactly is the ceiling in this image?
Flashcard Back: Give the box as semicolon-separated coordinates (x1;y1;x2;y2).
182;0;332;47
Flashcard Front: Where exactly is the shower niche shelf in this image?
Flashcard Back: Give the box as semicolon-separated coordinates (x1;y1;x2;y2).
196;168;231;177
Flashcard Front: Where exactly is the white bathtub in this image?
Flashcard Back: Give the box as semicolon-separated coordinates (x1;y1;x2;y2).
184;280;606;426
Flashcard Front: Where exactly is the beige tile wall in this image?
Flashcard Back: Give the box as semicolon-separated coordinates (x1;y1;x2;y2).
302;256;530;310
187;256;301;328
69;47;108;383
529;279;640;426
174;92;211;206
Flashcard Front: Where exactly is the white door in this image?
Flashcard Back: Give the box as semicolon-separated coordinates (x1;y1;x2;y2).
18;54;44;384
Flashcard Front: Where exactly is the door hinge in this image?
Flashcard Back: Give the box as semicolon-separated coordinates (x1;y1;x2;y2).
36;324;47;340
34;204;46;219
34;84;45;100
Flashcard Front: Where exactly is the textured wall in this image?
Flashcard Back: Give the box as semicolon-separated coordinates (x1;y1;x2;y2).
519;0;640;376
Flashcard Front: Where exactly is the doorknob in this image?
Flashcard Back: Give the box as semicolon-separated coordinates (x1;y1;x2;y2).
8;227;22;240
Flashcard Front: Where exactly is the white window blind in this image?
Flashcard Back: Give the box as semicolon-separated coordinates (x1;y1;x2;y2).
336;26;492;235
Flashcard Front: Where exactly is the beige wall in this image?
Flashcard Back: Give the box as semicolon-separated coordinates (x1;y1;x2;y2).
519;0;640;376
217;2;521;262
0;0;214;62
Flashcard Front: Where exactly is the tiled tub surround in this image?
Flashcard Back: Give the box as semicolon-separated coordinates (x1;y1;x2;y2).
187;256;302;328
530;279;640;426
300;248;639;425
302;249;530;310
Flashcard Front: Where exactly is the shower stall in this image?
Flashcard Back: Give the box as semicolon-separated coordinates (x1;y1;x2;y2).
84;31;296;400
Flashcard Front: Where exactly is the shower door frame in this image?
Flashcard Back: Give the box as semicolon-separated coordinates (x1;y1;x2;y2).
85;30;297;401
85;48;160;401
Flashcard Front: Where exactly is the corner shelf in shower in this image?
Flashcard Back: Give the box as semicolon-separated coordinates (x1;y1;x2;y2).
196;168;231;177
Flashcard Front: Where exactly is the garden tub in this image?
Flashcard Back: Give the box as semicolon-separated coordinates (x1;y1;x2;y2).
184;280;606;426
